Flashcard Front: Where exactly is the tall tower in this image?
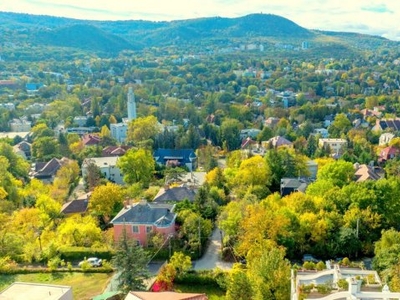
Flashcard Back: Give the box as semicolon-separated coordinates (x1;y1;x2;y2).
127;86;137;121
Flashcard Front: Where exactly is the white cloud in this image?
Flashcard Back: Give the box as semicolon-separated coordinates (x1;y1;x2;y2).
3;0;400;40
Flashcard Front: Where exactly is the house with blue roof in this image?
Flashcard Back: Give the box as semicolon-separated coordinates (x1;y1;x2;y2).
153;148;197;171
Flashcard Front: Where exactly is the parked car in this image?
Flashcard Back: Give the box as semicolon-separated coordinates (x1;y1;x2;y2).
78;257;102;267
302;254;319;263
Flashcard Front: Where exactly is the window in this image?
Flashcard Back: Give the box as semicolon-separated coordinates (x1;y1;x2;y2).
132;225;139;233
146;226;153;233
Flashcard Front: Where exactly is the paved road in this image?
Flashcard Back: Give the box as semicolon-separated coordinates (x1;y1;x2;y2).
194;227;233;271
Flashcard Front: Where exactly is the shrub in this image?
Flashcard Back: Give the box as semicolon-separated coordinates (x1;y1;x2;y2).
342;257;350;266
316;283;332;294
303;261;315;270
337;278;349;290
47;257;64;271
300;283;314;293
0;256;18;272
58;246;114;261
316;261;326;271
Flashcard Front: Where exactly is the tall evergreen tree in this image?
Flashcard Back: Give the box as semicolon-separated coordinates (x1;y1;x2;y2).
113;230;150;293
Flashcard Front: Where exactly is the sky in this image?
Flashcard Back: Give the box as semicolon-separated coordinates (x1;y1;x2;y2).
3;0;400;41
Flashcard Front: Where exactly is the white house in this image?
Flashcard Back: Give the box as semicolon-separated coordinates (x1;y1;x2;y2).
379;132;395;146
110;122;128;143
318;138;347;154
82;156;124;185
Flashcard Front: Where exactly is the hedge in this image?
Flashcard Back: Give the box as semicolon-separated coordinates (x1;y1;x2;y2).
58;247;115;261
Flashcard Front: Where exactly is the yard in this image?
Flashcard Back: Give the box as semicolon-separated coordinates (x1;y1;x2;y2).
0;272;113;300
173;283;226;300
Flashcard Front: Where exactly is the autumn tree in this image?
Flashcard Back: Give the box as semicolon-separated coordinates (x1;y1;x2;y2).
89;182;125;223
117;148;155;187
127;115;161;148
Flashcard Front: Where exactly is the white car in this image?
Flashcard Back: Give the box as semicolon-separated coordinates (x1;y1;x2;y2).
79;257;102;267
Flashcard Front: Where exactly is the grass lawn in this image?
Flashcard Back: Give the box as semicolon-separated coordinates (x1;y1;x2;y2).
173;283;226;300
0;272;114;300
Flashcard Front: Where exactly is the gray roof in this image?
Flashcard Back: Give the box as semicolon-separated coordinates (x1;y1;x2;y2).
153;186;197;203
111;201;175;226
281;178;309;192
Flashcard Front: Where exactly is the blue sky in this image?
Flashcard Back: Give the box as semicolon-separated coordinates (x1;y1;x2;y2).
3;0;400;41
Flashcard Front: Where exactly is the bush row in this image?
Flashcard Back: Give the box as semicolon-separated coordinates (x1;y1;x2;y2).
175;269;227;291
58;247;115;261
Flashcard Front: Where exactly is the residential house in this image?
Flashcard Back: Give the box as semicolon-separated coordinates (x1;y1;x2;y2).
240;128;261;139
82;134;102;147
61;193;91;216
0;131;30;140
379;132;395;146
82;157;123;185
154;149;197;171
73;116;88;127
318;138;347;155
324;114;335;128
372;118;400;131
125;291;207;300
264;136;293;149
379;146;400;163
153;186;197;203
306;160;318;179
30;157;70;183
264;117;280;128
314;128;329;138
0;102;15;110
13;141;31;159
111;201;176;246
241;137;258;150
0;282;73;300
280;178;309;196
354;163;382;182
110;122;128;143
9;118;32;132
102;145;132;157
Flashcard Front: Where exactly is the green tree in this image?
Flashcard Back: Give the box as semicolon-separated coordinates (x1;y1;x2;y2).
113;230;150;293
226;265;254;300
220;119;241;151
117;148;155;187
32;137;60;161
328;113;352;138
169;252;192;275
316;160;354;187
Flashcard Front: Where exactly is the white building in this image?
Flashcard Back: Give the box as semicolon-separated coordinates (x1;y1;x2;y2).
318;138;347;154
82;156;124;185
111;87;137;143
9;118;32;132
0;282;73;300
110;122;128;143
379;132;395;146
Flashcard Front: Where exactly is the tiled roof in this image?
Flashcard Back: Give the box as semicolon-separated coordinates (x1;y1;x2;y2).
61;199;89;214
127;291;208;300
111;201;175;226
153;186;197;203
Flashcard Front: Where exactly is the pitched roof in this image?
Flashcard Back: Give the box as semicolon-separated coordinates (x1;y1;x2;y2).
102;145;132;157
111;201;175;226
354;164;382;182
268;136;292;147
61;199;89;215
33;157;68;178
153;186;197;203
126;291;208;300
280;178;309;192
82;134;102;146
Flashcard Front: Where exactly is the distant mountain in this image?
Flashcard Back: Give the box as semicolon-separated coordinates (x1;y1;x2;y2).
0;11;397;56
34;24;137;53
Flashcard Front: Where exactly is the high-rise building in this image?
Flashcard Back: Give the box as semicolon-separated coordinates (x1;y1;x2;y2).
127;87;137;121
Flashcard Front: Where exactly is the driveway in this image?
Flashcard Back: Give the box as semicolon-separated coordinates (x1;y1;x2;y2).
194;227;233;271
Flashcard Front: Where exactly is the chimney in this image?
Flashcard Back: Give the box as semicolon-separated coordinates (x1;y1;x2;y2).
123;200;128;209
164;184;170;190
